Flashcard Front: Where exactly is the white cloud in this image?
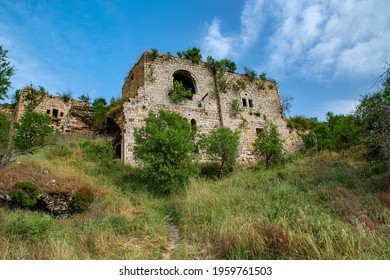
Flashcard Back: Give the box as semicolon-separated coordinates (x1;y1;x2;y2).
321;99;358;116
202;19;234;59
266;0;390;80
202;0;265;59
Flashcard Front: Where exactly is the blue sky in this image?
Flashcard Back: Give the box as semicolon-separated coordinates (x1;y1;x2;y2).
1;0;389;120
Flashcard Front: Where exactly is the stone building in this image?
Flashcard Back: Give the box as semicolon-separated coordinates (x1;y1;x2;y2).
115;52;300;165
14;88;95;136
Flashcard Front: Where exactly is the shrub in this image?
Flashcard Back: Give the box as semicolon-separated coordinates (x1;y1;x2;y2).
177;47;202;64
243;66;257;82
252;123;285;167
231;99;243;117
0;112;10;148
169;80;193;103
145;48;159;61
10;182;39;209
134;110;198;194
72;187;94;213
5;213;53;241
13;112;53;151
199;126;240;174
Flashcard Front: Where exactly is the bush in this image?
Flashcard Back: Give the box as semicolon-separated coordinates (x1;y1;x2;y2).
177;47;202;64
10;182;39;209
252;123;285;167
72;187;94;213
199;126;240;174
13;111;53;151
0;112;10;148
169;80;193;103
134;110;198;194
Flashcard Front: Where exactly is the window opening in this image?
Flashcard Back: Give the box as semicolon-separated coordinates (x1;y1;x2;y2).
46;109;50;115
60;112;64;117
173;70;196;96
248;99;254;108
52;109;59;118
190;119;197;131
242;98;247;107
256;128;263;135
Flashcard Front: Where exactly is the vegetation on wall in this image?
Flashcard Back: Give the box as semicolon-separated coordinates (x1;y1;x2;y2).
177;47;202;64
169;80;193;103
231;99;243;117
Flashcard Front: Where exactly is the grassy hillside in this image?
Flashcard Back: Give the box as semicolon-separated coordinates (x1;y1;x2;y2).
0;137;389;259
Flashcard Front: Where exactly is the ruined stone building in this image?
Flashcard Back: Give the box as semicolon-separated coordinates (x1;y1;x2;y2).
114;52;300;165
14;88;95;136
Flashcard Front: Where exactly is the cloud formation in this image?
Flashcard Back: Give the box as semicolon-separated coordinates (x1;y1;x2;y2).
267;0;390;79
202;0;265;59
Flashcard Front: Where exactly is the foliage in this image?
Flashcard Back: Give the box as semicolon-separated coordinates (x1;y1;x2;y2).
199;126;240;174
233;79;247;91
0;45;15;100
134;110;198;194
243;66;257;82
0;112;10;148
169;80;193;103
23;85;47;112
10;182;39;209
13;112;53;151
92;97;109;129
78;94;91;105
231;99;243;117
58;89;73;103
177;47;202;64
205;56;236;73
287;116;312;131
145;48;159;61
8;89;21;110
252;123;285;167
72;187;95;213
259;72;267;80
5;213;53;241
355;69;390;159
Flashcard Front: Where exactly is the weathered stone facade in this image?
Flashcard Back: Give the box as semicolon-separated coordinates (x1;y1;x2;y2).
119;52;300;165
14;88;95;136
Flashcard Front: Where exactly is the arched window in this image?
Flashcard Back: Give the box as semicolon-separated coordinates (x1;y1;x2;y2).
172;70;196;95
190;118;197;131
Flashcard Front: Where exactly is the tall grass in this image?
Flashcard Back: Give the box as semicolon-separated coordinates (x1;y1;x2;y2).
1;137;389;259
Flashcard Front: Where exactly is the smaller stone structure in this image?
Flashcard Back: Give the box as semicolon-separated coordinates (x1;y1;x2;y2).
14;87;95;136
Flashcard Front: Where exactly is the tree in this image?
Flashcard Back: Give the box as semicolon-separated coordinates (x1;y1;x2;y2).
92;97;108;129
252;123;284;167
356;70;390;159
134;110;198;194
199;126;240;174
13;112;53;151
281;95;294;117
0;45;15;101
0;112;10;148
78;94;91;105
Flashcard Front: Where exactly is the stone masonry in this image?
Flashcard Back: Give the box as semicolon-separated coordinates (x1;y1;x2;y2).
119;52;301;165
14;88;95;136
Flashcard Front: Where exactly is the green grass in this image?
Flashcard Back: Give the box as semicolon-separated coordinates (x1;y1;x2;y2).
0;137;389;259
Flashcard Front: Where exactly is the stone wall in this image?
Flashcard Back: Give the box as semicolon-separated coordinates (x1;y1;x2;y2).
121;53;301;165
14;88;95;136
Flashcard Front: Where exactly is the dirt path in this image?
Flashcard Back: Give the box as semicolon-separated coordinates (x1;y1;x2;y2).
162;215;180;260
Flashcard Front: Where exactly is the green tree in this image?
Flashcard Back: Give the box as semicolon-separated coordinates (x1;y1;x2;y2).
0;45;15;101
92;97;109;129
177;47;202;64
134;110;198;194
13;112;53;151
0;112;10;149
199;126;240;174
252;123;284;167
78;94;91;105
